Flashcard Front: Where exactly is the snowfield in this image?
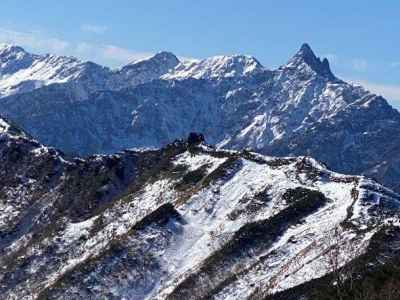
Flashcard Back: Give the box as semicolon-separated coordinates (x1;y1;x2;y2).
0;124;399;299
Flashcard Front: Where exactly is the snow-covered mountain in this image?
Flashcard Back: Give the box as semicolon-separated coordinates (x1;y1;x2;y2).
112;51;180;89
162;54;263;80
1;43;400;194
1;127;399;299
0;44;180;99
0;44;109;98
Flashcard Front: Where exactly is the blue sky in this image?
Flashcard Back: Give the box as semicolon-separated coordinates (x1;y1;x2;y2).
0;1;399;107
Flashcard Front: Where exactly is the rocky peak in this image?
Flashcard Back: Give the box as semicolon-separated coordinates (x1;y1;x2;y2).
123;51;180;71
163;54;264;80
150;51;180;68
187;132;205;146
0;44;28;57
0;44;35;75
284;43;335;80
296;43;319;64
114;51;180;88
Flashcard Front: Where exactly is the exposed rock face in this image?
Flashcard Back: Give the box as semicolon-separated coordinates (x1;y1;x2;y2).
0;127;400;299
0;44;110;99
112;51;180;89
0;43;400;193
161;54;263;80
0;44;180;99
187;132;205;145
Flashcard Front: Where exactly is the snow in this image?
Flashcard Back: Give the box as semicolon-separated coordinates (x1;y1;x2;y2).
0;117;10;132
150;155;378;299
1;143;399;299
162;54;264;80
0;51;85;97
173;151;227;173
153;151;400;299
0;44;178;99
1;43;400;298
63;216;99;243
30;145;49;156
213;178;365;297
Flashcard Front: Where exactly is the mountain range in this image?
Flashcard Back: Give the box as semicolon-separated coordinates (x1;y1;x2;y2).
0;43;400;194
0;44;181;99
1;119;399;299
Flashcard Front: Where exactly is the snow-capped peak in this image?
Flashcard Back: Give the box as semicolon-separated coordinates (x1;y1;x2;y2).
0;45;183;98
0;48;103;98
162;54;264;80
125;51;180;68
0;43;28;55
120;50;180;73
111;51;180;88
283;43;335;80
0;44;36;76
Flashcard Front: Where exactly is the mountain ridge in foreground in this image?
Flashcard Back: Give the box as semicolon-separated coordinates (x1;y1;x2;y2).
1;123;400;299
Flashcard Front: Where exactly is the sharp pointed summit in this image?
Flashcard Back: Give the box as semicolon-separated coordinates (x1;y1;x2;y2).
286;43;335;80
298;43;317;59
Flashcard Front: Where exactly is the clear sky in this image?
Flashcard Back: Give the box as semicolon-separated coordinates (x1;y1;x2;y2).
0;1;399;108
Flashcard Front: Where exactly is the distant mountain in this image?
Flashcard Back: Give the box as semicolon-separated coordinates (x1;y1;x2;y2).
162;54;263;80
0;44;109;99
111;51;180;89
1;43;400;193
0;44;180;99
1;127;399;299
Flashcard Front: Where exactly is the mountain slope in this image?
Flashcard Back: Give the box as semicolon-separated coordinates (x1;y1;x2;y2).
1;43;400;194
0;44;355;154
162;54;263;80
112;51;180;89
0;129;399;299
0;44;180;99
0;44;111;98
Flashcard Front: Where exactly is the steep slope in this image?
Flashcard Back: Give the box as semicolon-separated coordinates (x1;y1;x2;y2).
0;86;143;154
269;95;400;192
0;79;220;154
0;44;111;98
1;43;400;194
0;129;399;299
111;51;180;89
0;44;180;99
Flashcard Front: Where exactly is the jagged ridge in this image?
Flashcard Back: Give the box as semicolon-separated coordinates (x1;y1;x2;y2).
1;43;400;195
0;44;180;99
0;129;399;299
